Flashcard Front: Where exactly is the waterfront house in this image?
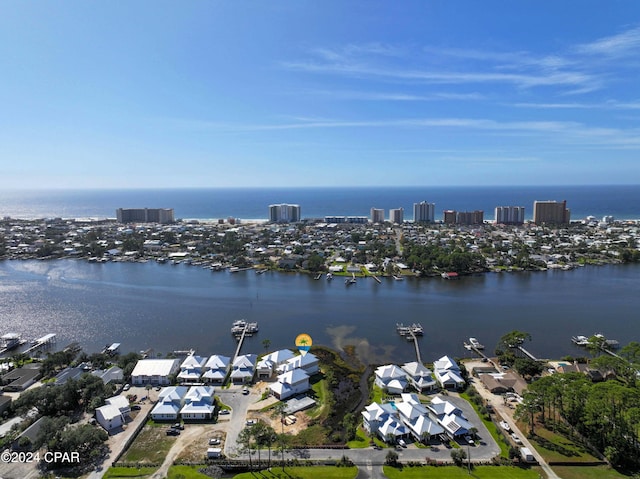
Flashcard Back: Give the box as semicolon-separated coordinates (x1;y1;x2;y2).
202;355;230;385
258;349;297;379
151;386;188;421
1;365;41;392
180;386;215;420
362;402;397;437
374;364;408;394
96;404;125;432
177;354;207;383
131;359;179;386
230;354;257;385
277;352;320;376
269;368;310;400
401;362;437;393
433;355;465;390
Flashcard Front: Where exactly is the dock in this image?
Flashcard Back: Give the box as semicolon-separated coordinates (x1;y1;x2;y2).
408;330;422;363
371;275;381;284
23;333;57;355
516;345;538;361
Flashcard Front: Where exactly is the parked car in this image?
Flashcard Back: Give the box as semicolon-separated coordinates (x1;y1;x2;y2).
398;439;407;448
123;384;131;391
209;438;221;445
242;387;250;395
246;419;257;426
511;433;522;444
172;423;185;430
131;405;141;411
166;428;180;436
219;409;230;415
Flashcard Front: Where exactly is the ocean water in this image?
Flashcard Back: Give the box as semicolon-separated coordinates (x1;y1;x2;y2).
1;185;640;221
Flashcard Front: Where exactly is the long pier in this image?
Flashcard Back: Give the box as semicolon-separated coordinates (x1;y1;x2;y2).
23;334;57;356
516;345;538;361
230;325;249;367
409;331;422;363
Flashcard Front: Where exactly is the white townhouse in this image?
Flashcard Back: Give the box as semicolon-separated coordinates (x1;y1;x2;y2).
95;404;125;432
257;349;297;379
362;402;398;438
202;355;230;385
151;386;188;421
180;386;215;420
395;393;444;443
131;359;179;386
428;396;474;439
433;355;465;390
401;362;437;393
177;354;207;383
269;368;310;400
230;354;257;385
374;364;408;395
277;352;320;376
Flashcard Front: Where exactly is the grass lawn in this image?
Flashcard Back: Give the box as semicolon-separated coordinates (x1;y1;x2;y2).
525;424;599;463
233;466;358;479
552;465;633;479
167;465;215;478
119;425;176;463
306;375;329;419
102;466;158;478
346;426;381;449
370;384;384;404
383;465;541;478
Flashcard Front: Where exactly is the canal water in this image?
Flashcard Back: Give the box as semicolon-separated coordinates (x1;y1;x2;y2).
0;259;638;364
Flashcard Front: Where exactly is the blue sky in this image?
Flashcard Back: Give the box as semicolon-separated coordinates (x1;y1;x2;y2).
1;1;639;189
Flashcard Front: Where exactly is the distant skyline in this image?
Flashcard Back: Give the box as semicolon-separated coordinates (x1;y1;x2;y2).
1;1;639;189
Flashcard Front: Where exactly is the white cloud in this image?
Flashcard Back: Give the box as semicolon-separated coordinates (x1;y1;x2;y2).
576;26;640;57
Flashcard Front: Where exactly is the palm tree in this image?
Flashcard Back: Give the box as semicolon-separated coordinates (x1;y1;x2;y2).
271;402;288;470
262;338;271;354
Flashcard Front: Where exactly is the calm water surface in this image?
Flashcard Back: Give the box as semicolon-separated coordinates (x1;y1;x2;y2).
0;260;638;364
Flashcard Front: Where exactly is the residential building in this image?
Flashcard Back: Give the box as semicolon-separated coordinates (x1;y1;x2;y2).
395;393;444;442
389;208;404;224
401;362;437;393
533;200;570;225
269;368;310;400
96;404;125;432
443;210;457;224
413;201;435;223
202;355;230;385
257;349;296;379
428;396;473;439
362;402;408;442
269;204;301;223
495;206;525;225
177;354;207;383
433;355;465;390
151;386;188;421
116;208;174;224
324;216;368;224
456;210;484;225
105;395;131;416
277;352;320;376
370;208;385;223
374;364;408;394
180;386;215;420
131;359;179;386
230;354;257;384
91;366;124;385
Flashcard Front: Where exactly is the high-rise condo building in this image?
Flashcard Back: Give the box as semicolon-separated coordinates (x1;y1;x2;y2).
456;210;484;225
370;208;385;224
533;200;570;225
413;201;435;223
116;208;175;224
269;204;301;223
389;208;404;224
495;206;525;225
443;210;457;224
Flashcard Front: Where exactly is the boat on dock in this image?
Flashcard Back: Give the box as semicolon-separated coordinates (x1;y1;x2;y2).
392;275;404;281
231;320;259;338
441;272;459;280
102;342;121;356
571;335;590;346
345;273;357;285
314;273;322;280
326;272;333;281
396;323;424;336
0;333;26;355
468;337;484;350
571;333;620;349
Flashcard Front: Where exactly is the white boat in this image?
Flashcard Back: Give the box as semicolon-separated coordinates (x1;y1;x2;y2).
499;421;511;432
571;335;590;346
469;337;485;350
326;273;333;281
